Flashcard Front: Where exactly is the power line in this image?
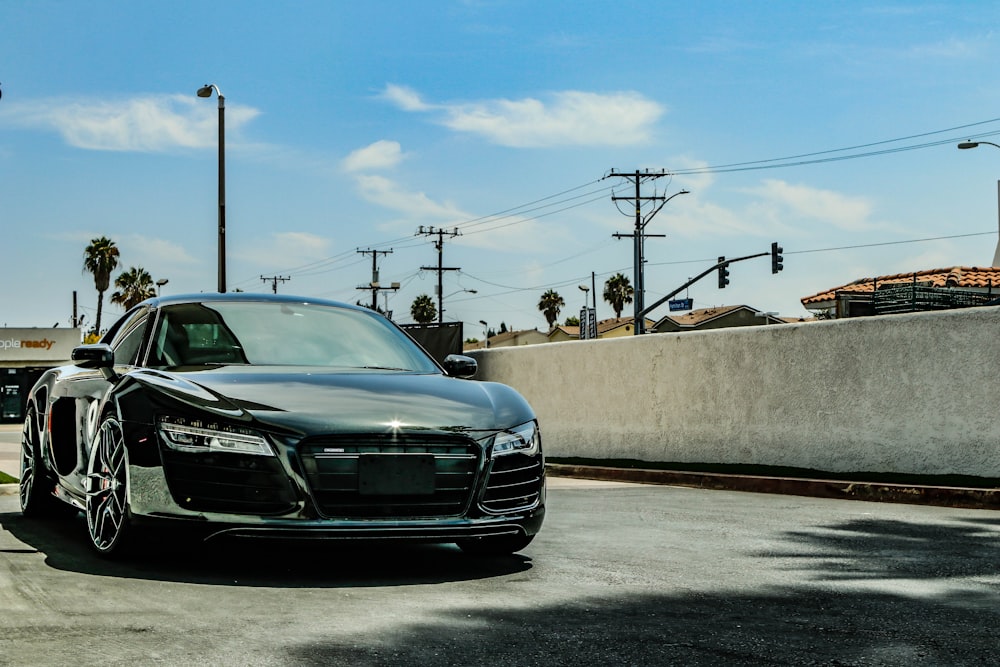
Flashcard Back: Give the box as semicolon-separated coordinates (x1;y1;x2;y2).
670;118;1000;176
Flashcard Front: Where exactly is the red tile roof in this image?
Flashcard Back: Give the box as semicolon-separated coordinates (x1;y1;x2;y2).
801;266;1000;306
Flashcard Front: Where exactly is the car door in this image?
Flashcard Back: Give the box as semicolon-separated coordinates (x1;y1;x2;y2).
56;307;152;493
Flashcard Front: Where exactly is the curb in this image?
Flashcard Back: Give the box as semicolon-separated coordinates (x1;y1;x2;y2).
0;484;17;496
546;464;1000;510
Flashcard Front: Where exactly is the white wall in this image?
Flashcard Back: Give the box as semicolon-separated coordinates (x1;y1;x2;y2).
468;307;1000;477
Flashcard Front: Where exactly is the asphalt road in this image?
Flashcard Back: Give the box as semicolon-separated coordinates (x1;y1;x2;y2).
2;458;999;665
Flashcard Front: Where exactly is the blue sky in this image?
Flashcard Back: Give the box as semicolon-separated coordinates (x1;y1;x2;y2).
3;1;1000;335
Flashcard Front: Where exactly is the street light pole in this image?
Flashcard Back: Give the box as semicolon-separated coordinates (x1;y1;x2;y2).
958;140;1000;267
198;84;226;292
479;320;489;348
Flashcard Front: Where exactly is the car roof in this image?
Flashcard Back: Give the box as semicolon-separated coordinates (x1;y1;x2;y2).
138;292;367;312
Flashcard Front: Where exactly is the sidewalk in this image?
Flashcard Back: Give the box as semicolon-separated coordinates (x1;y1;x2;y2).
546;464;1000;511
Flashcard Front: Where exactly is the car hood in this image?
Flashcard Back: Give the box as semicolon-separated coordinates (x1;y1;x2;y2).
130;366;534;436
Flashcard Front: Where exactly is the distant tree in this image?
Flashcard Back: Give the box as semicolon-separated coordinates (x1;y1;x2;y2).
356;300;386;315
563;316;580;326
537;289;565;329
83;236;120;335
603;273;634;319
110;267;156;310
410;294;437;324
499;322;508;334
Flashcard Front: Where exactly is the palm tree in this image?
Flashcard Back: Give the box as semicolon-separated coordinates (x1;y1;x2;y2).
83;236;120;335
410;294;437;324
110;267;156;310
603;273;634;319
537;289;565;329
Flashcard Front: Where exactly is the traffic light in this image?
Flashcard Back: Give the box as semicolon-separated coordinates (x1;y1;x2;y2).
771;242;784;274
717;256;730;288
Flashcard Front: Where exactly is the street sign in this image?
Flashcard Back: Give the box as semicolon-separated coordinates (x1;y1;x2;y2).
580;307;597;339
669;298;693;312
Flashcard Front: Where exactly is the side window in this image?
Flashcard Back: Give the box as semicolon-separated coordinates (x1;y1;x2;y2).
109;308;149;366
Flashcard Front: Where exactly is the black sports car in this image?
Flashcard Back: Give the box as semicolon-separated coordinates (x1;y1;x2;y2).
19;293;545;558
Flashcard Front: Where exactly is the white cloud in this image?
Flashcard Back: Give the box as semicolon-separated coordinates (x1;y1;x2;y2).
349;173;569;252
341;140;406;172
354;174;468;221
1;94;260;152
744;179;874;232
237;232;333;270
381;85;663;147
380;84;432;112
125;235;198;266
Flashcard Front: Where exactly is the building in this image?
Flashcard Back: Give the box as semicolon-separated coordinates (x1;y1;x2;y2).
464;328;548;351
652;305;785;333
801;266;1000;319
0;327;81;422
546;317;655;342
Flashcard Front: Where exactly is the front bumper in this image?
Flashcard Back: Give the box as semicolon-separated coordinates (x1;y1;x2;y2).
126;436;546;544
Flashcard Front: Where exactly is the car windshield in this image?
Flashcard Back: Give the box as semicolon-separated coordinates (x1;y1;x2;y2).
147;301;439;371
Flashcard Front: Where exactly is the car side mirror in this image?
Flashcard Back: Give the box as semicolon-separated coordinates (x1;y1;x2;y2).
72;344;115;369
442;354;477;379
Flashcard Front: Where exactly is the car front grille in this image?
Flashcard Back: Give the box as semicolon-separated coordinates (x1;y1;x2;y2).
298;435;481;519
481;453;544;513
160;449;297;515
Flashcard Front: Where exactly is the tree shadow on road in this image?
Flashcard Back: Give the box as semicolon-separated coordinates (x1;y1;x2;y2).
766;516;1000;581
279;586;998;666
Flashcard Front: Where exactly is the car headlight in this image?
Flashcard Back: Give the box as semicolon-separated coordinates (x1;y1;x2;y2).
158;418;275;457
491;421;540;457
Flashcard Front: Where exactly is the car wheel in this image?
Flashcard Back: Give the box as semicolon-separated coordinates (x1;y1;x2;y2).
19;407;69;518
85;415;135;557
457;532;534;556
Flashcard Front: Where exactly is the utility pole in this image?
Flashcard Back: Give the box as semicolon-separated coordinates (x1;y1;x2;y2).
607;169;688;334
356;248;394;310
260;275;290;294
417;226;460;323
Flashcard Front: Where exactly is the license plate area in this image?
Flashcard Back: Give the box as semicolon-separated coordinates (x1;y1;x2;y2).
358;454;436;495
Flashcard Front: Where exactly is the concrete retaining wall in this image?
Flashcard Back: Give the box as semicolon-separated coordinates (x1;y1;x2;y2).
468;307;1000;477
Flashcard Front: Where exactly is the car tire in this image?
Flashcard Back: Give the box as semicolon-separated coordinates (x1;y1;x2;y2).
457;532;534;556
19;407;72;518
85;415;136;558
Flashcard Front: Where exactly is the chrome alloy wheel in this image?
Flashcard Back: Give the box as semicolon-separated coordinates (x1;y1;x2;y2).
86;416;131;554
18;410;37;513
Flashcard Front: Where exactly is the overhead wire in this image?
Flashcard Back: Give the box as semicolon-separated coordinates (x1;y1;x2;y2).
233;117;1000;300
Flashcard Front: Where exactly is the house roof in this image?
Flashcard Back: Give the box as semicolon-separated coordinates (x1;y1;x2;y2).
658;304;750;327
595;316;653;333
653;305;784;330
464;328;542;350
801;266;1000;307
549;324;579;338
546;316;654;340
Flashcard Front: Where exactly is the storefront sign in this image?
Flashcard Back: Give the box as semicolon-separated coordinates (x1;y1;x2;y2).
0;328;81;364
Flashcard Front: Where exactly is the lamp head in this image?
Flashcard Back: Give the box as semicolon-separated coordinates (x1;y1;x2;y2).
958;141;980;150
197;85;215;98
